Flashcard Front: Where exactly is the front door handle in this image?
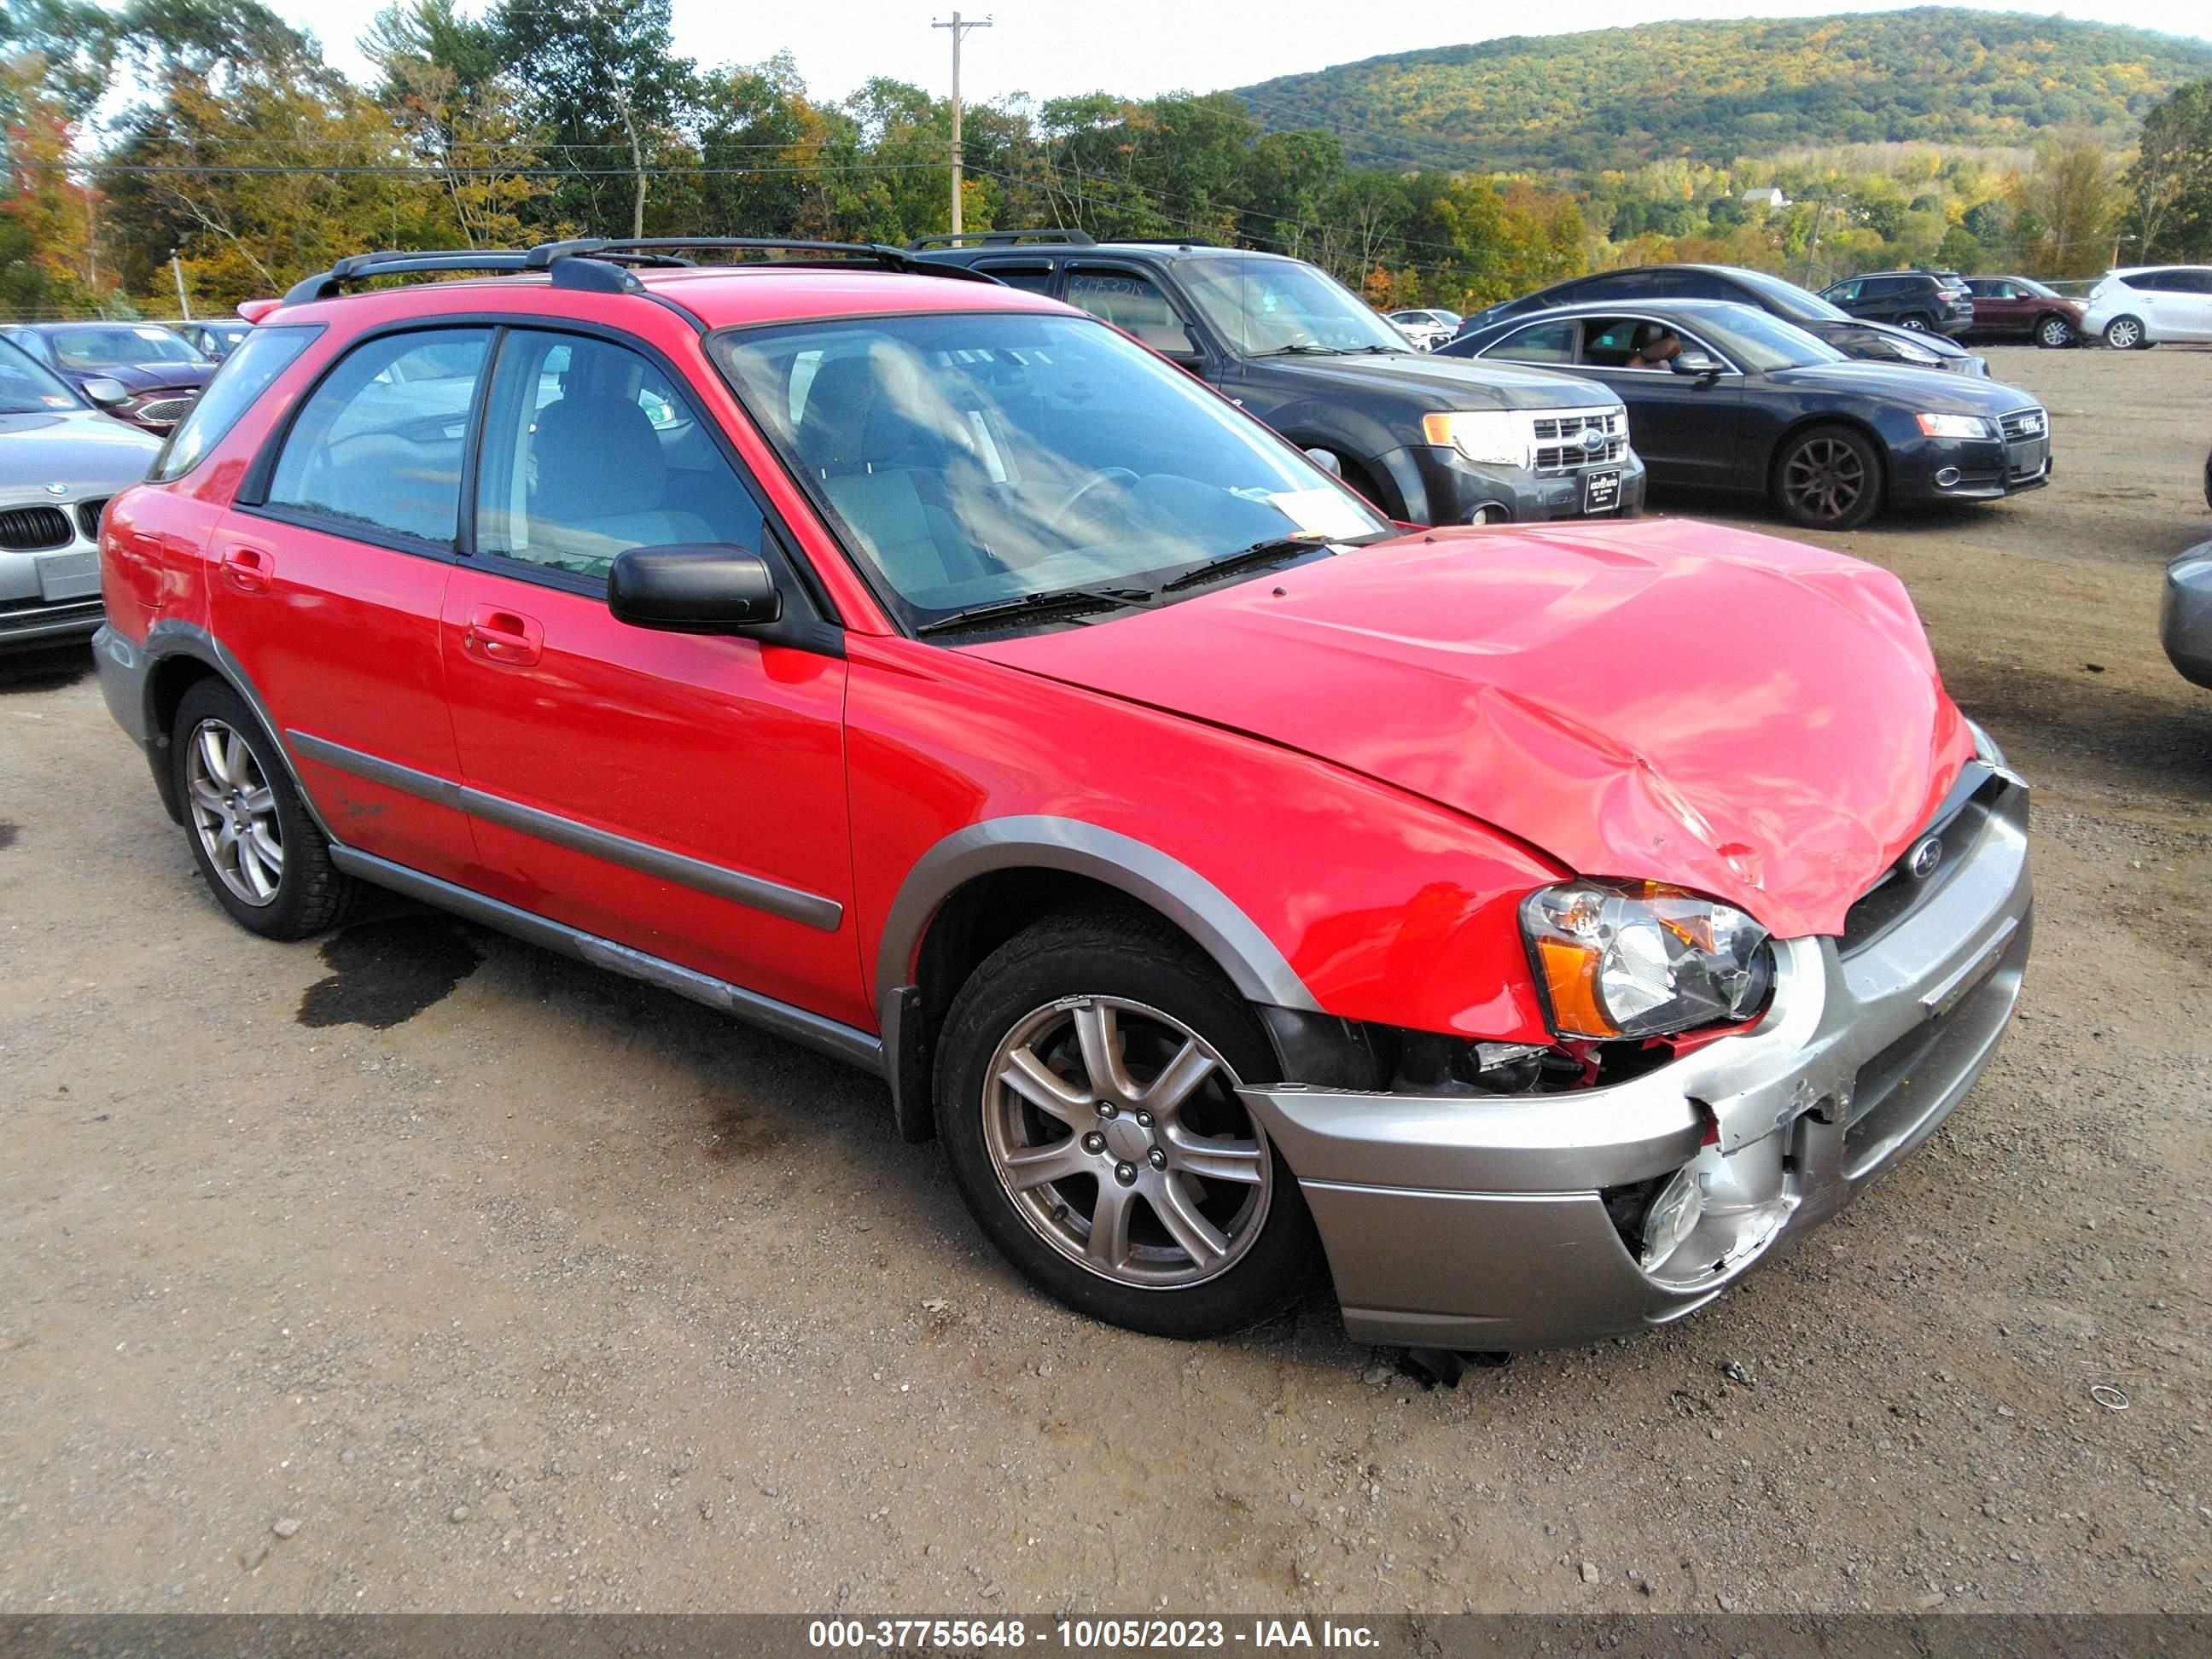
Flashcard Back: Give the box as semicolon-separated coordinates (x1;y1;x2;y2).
218;546;274;595
463;604;544;667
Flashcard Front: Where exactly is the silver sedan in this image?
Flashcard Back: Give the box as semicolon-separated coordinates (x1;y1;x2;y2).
1;337;164;655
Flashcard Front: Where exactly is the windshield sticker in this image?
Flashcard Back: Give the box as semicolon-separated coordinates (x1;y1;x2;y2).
1269;487;1375;541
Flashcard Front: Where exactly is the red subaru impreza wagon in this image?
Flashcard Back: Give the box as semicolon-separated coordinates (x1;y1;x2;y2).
95;239;2031;1350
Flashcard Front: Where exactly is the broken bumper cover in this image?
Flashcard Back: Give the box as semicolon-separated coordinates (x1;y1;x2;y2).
1241;772;2031;1351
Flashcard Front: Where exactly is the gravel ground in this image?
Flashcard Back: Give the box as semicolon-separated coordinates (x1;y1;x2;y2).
1;344;2207;1616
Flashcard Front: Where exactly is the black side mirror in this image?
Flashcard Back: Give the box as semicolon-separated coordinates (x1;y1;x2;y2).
1670;348;1724;377
608;545;782;634
80;375;132;409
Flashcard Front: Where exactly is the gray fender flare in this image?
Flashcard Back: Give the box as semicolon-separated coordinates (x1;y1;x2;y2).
875;816;1323;1138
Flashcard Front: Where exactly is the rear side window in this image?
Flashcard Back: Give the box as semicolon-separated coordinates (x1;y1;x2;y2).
975;263;1055;294
473;329;764;584
264;329;492;546
150;324;318;483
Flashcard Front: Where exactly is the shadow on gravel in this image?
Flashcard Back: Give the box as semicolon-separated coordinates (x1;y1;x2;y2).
297;913;484;1030
0;821;16;850
0;643;93;691
1943;661;2212;803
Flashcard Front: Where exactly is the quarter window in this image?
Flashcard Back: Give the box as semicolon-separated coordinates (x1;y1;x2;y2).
472;329;763;583
152;324;319;483
264;329;492;545
976;263;1055;294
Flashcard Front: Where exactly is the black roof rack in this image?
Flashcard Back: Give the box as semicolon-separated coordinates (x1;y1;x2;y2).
908;228;1096;250
583;237;1002;282
280;235;1000;306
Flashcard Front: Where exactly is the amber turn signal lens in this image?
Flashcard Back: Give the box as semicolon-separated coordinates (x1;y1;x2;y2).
1536;936;1617;1039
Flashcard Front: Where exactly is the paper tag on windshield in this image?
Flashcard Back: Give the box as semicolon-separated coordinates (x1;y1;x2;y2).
1268;488;1373;542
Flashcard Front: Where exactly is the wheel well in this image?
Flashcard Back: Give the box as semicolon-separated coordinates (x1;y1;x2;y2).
1289;442;1394;518
145;655;223;823
1766;414;1889;497
896;870;1223;1143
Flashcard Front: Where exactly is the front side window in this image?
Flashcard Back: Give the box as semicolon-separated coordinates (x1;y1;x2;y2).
152;324;318;482
1694;305;1845;370
264;329;492;545
1485;317;1579;364
473;330;762;583
1177;257;1407;356
712;311;1391;630
1824;280;1861;303
1064;268;1199;357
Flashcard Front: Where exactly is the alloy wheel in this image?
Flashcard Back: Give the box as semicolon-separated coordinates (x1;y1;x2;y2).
1899;313;1931;331
2037;316;2072;348
2105;317;2142;350
981;995;1272;1288
184;718;283;907
1782;436;1868;525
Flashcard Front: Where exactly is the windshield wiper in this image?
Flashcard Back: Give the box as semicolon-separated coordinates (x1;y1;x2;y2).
1252;342;1345;358
1159;536;1334;593
914;585;1155;637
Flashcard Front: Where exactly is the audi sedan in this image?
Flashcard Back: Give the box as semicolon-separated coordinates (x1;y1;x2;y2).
1442;300;2051;529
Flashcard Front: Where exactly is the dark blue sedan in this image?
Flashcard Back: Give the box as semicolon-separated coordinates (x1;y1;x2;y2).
1440;300;2050;530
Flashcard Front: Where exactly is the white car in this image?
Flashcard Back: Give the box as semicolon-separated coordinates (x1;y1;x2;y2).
1387;308;1461;352
2081;266;2212;349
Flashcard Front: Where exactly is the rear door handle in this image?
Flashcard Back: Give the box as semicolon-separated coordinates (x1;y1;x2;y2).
463;603;544;667
218;546;273;595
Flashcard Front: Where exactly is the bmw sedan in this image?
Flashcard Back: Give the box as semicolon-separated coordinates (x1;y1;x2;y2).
1441;300;2051;530
1457;265;1988;376
0;336;164;653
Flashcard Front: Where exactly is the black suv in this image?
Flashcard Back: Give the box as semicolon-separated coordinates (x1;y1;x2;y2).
911;231;1645;526
1457;265;1986;375
1818;271;1975;336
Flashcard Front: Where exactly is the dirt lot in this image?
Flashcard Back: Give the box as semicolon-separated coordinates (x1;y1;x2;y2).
2;344;2208;1617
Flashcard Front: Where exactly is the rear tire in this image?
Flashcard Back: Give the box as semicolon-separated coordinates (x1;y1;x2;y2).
2104;316;2145;351
1898;312;1933;332
933;909;1318;1338
172;679;358;940
1774;423;1884;531
2034;313;2075;349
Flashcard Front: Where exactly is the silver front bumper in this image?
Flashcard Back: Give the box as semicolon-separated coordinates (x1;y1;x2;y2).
1242;774;2032;1350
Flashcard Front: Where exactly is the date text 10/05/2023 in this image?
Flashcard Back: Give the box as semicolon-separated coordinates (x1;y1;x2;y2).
806;1619;1383;1650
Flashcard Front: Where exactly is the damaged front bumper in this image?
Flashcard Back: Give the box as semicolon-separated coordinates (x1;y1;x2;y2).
1241;767;2031;1351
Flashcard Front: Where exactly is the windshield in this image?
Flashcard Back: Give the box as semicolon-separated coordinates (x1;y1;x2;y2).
0;337;88;414
49;325;207;370
1695;304;1849;370
1178;258;1411;355
713;311;1392;632
1730;269;1851;323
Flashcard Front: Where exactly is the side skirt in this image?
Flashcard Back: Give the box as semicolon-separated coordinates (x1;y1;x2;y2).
327;844;886;1076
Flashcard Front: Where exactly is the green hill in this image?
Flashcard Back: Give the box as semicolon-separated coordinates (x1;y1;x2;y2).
1234;8;2212;172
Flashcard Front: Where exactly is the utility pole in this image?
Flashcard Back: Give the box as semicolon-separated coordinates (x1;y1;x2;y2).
172;252;191;321
931;11;992;236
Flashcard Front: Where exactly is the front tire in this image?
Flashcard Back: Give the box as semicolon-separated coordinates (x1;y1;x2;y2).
2034;313;2075;348
172;679;358;940
1774;424;1884;531
933;910;1318;1338
2104;316;2145;351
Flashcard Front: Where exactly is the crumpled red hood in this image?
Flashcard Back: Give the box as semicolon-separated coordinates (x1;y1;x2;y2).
966;517;1973;939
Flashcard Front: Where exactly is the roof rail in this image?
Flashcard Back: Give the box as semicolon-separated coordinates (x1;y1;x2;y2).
908;228;1097;250
278;234;1004;309
586;237;1003;282
281;244;640;306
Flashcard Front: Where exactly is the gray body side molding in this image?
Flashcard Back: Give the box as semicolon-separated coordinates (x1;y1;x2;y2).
875;816;1322;1016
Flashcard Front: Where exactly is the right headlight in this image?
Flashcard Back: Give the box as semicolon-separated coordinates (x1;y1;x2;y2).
1521;879;1775;1040
1423;410;1531;470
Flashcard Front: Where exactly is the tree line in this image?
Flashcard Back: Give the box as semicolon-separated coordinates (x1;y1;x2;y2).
3;0;2209;324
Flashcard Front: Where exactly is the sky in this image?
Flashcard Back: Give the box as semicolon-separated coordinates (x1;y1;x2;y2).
269;0;2212;101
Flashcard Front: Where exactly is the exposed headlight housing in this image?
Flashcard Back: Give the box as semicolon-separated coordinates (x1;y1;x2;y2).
1887;339;1942;364
1423;410;1531;470
1522;880;1775;1040
1916;411;1994;439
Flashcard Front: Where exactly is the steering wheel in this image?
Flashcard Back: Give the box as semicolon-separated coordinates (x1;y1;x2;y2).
1048;467;1140;530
